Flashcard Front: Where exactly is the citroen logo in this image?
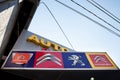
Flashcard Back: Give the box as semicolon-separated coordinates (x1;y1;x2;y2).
36;53;62;66
94;56;107;63
12;53;33;64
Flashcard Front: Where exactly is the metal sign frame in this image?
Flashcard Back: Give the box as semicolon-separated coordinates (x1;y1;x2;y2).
2;50;118;70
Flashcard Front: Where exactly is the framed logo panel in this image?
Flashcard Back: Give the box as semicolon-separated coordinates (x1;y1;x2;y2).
86;52;118;69
62;52;91;68
4;51;35;68
34;52;64;68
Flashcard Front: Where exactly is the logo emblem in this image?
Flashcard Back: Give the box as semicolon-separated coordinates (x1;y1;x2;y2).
68;55;85;66
94;56;107;63
86;53;118;69
62;52;91;68
34;52;64;68
12;53;33;64
36;53;62;66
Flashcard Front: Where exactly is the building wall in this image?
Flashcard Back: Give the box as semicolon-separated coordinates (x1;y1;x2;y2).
0;0;21;57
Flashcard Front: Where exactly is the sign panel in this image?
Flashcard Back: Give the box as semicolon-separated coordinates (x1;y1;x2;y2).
12;53;33;64
2;51;118;69
34;52;64;68
3;51;35;68
86;52;118;69
62;52;91;68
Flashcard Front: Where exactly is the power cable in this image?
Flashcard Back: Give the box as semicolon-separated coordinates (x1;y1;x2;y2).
40;2;75;80
71;0;120;33
55;0;120;38
87;0;120;24
40;2;75;50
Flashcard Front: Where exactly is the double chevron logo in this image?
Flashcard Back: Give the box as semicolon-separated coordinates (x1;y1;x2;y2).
94;56;107;63
34;52;64;68
36;53;62;66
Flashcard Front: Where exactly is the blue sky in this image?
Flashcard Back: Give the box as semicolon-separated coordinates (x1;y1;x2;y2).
28;0;120;68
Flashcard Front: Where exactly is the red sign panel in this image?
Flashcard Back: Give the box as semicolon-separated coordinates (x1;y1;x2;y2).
86;52;118;69
34;52;64;68
12;53;33;64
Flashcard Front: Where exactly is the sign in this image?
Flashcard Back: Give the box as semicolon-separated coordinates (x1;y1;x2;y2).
12;53;33;64
34;52;64;68
27;35;69;51
3;51;35;68
2;51;118;69
12;30;74;52
62;52;91;68
86;52;118;69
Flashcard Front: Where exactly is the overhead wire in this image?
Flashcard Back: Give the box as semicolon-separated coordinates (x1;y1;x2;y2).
40;2;75;50
71;0;120;33
87;0;120;24
40;2;75;80
55;0;120;38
